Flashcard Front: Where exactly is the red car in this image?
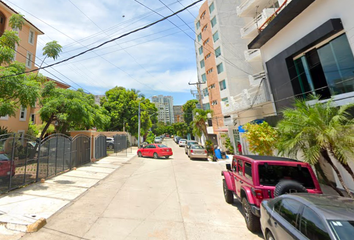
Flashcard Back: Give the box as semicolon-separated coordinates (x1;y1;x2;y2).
0;152;15;183
137;144;173;159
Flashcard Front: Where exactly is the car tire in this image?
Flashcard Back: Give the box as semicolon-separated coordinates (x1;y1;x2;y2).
165;156;169;159
153;153;158;159
274;180;308;197
223;179;234;204
138;152;142;157
242;197;260;233
266;230;275;240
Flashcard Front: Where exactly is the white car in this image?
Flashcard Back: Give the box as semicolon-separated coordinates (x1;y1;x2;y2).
178;139;187;147
154;137;162;143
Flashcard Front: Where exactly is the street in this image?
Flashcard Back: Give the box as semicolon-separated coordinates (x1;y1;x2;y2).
21;138;262;240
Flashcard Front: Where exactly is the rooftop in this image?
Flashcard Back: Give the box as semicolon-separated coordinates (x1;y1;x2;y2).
241;155;301;162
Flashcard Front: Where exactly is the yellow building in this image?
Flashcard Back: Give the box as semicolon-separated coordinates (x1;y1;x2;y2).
0;0;43;134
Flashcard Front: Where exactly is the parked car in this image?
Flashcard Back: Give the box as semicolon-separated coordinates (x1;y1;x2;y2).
187;145;208;160
221;155;322;232
137;144;173;159
174;136;181;144
154;137;163;143
261;193;354;240
184;140;198;154
178;139;187;147
106;137;114;150
0;152;15;183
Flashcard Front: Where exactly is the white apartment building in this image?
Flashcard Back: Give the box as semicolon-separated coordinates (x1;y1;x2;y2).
151;95;174;125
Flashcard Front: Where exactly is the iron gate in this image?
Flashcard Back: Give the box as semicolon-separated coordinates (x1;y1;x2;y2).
95;134;107;160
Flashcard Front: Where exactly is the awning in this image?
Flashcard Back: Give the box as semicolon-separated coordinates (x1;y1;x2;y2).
238;119;264;133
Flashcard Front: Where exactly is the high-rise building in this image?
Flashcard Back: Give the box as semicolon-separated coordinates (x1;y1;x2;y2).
151;95;174;124
173;105;184;123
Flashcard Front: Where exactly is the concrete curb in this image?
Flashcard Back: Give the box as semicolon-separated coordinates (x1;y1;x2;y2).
26;218;47;233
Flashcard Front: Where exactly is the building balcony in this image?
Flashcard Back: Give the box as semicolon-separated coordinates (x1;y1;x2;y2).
236;0;271;17
230;80;271;112
248;71;266;86
240;8;277;39
220;101;234;115
244;49;261;62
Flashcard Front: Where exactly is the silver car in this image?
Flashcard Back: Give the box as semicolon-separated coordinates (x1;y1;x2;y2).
185;140;198;154
178;139;187;147
188;145;208;160
154;137;162;143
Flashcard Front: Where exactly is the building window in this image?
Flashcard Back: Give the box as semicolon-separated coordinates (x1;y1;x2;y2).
291;34;354;99
207;68;213;74
199;46;203;55
196;20;200;30
203;88;209;96
30;114;35;123
209;2;215;14
215;47;221;58
217;63;224;74
221;97;228;104
28;29;35;45
19;106;27;121
212;100;218;105
210;84;215;89
203;38;210;46
201;11;206;19
202;24;208;32
205;53;211;60
219;79;226;90
211;16;217;28
213;31;219;42
201;73;207;83
200;59;205;68
26;52;32;68
203;103;210;110
197;33;202;42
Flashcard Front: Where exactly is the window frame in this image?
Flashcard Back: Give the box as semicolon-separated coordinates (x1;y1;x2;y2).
217;63;224;74
219;79;226;90
209;2;215;14
19;106;27;121
237;159;243;176
211;16;217;28
199;46;203;55
26;52;33;69
215;47;221;58
213;31;219;42
28;29;35;45
200;59;205;68
299;206;331;240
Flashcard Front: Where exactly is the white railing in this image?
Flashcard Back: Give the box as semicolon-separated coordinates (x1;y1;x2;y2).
248;71;266;86
237;0;269;17
244;49;261;62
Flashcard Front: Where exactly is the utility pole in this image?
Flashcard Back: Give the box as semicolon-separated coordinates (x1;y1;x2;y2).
189;78;205;110
138;102;141;148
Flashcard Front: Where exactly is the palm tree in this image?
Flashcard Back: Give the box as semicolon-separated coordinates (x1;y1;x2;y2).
277;96;354;198
192;108;212;139
36;41;62;77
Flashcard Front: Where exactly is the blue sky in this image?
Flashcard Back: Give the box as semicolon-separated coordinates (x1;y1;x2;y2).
6;0;203;105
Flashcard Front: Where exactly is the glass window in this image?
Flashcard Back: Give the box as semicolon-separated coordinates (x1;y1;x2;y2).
200;59;205;68
215;47;221;58
329;220;354;240
196;20;200;29
217;63;224;74
28;30;34;44
201;11;206;19
203;38;210;45
199;46;203;55
244;162;252;181
207;68;213;74
237;159;243;175
212;100;217;105
19;106;27;121
209;2;215;13
213;31;219;42
300;207;331;240
203;88;209;96
201;73;207;83
203;103;210;110
205;53;211;60
258;164;315;188
221;97;228;103
197;33;202;42
202;24;208;32
26;52;32;68
278;199;302;228
211;16;217;27
210;84;215;89
219;80;226;90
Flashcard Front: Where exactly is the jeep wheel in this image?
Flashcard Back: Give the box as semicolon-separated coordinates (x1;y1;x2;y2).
165;156;169;159
274;180;307;197
242;198;260;233
223;179;234;204
266;231;275;240
138;152;142;157
153;153;158;159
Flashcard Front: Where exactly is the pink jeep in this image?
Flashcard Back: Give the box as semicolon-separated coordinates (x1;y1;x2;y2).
221;155;322;232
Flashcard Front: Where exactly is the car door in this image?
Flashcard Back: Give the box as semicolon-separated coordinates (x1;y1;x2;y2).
271;198;303;240
141;145;149;156
149;145;157;157
233;158;243;198
299;207;331;240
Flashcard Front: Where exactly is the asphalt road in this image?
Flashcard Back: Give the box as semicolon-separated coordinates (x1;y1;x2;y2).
22;138;263;240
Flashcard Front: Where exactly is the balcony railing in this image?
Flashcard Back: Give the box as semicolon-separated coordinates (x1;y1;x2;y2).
220;101;234;115
237;0;270;17
240;8;276;39
244;49;261;62
248;71;266;86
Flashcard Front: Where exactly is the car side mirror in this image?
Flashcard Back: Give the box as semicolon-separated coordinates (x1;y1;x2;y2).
226;164;231;171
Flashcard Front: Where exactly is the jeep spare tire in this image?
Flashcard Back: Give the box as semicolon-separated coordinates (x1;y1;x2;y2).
274;180;307;197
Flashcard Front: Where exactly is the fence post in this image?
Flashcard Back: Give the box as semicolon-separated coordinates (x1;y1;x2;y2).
9;133;16;190
35;138;41;182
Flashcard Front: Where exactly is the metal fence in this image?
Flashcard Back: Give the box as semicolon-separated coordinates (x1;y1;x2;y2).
95;134;107;160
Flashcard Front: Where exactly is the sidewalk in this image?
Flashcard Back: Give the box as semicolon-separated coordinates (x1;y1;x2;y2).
0;150;137;239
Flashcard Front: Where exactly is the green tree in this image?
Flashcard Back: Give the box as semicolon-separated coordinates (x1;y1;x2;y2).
192;108;212;139
172;122;188;137
146;131;155;144
277;97;354;198
182;99;198;126
37;40;62;76
243;121;278;156
39;81;109;138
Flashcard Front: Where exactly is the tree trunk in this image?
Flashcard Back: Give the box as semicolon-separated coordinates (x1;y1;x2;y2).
323;149;353;198
40;114;53;139
314;161;344;197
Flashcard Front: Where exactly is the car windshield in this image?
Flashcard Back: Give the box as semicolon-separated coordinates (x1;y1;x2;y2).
158;145;168;148
188;142;198;145
328;220;354;239
258;164;315;188
192;145;204;149
0;153;9;161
